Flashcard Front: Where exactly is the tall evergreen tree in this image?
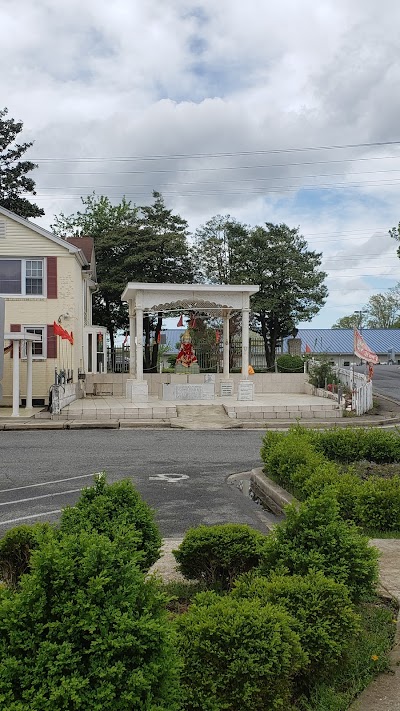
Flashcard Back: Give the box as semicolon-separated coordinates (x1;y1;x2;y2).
0;107;44;218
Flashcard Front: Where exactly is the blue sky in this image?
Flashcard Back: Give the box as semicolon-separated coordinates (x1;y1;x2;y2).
2;0;400;328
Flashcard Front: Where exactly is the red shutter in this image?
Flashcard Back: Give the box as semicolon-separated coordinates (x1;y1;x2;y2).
47;324;57;358
47;257;57;298
10;324;21;359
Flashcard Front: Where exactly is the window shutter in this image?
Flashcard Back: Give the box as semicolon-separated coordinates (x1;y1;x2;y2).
10;324;21;359
47;257;57;298
47;324;57;358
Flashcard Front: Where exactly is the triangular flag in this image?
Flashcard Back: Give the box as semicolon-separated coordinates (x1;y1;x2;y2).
53;321;64;337
216;330;221;343
157;331;161;344
189;315;196;328
305;343;311;353
69;331;74;345
177;315;183;327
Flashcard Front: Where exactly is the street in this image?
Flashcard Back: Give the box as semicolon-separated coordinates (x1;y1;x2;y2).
371;364;400;402
0;429;268;537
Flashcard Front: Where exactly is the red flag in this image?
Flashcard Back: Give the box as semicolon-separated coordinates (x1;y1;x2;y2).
305;343;311;353
157;331;161;344
354;329;378;364
177;315;183;327
123;331;129;345
69;331;74;345
189;315;196;328
216;330;221;343
53;321;64;337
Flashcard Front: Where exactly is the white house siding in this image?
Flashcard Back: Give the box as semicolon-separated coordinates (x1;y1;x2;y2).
0;214;87;405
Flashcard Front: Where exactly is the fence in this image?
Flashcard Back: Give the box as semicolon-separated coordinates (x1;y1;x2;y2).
334;366;373;415
107;339;284;374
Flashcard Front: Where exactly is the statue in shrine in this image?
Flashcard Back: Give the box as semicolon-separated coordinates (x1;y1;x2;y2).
175;329;199;372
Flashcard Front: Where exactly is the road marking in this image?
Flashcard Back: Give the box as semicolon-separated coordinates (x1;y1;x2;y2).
149;473;189;483
0;488;82;507
0;510;62;526
0;473;94;495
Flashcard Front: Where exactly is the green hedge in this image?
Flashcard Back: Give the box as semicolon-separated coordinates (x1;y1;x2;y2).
60;474;161;570
232;570;361;684
258;493;379;602
0;530;180;711
176;591;306;711
173;524;268;590
0;523;54;589
260;426;400;532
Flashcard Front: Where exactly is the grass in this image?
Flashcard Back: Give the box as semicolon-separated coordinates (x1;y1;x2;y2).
295;597;397;711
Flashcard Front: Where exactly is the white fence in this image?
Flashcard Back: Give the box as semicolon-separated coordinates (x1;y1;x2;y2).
334;366;373;416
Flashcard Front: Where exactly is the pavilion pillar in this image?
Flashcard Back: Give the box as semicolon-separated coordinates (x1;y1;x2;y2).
241;307;250;378
222;312;230;377
12;340;20;417
135;307;143;381
129;300;136;376
26;340;33;409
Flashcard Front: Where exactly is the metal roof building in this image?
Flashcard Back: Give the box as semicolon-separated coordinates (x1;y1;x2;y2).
283;329;400;357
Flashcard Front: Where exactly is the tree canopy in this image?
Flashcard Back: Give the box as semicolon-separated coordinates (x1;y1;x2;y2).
193;219;328;367
0;107;44;219
332;287;400;329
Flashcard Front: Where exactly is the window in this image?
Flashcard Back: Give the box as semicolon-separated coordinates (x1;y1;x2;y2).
22;326;45;359
0;258;44;295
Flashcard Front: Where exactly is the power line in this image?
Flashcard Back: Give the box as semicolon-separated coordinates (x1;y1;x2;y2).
28;139;400;162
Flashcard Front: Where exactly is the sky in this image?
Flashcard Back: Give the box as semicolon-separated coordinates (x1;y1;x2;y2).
2;0;400;329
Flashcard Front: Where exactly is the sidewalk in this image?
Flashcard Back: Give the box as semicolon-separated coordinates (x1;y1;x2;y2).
350;539;400;711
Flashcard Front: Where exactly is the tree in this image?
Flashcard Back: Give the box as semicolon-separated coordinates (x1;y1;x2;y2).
52;194;139;355
332;288;400;329
195;219;327;368
0;107;44;219
332;313;364;329
123;191;194;372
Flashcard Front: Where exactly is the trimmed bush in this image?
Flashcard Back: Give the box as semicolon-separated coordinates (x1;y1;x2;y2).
232;571;361;682
0;523;53;588
176;591;306;711
258;493;379;601
60;474;161;570
276;354;304;373
263;433;325;491
313;427;400;463
173;524;268;590
0;530;180;711
355;476;400;532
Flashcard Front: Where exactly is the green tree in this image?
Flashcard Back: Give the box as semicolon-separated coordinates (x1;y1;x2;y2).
0;107;44;219
240;223;327;367
125;191;194;372
332;313;363;329
192;214;248;283
51;193;139;354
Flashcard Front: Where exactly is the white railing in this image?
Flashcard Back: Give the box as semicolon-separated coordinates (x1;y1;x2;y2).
334;366;373;416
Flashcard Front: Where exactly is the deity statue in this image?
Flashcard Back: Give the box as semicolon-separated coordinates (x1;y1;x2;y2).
175;329;199;372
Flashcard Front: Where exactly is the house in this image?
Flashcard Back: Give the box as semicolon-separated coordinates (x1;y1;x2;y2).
282;329;400;366
0;206;107;409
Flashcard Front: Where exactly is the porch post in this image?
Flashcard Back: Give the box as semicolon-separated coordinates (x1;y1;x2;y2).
26;340;33;409
12;340;20;417
135;307;143;381
222;311;230;377
241;307;250;378
129;299;136;376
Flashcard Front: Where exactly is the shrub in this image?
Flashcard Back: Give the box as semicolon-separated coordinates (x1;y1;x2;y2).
0;530;180;711
59;474;161;570
308;358;337;389
176;591;306;711
0;523;53;588
173;524;268;590
232;571;360;683
259;493;379;601
355;476;400;532
262;429;324;490
313;427;400;464
276;354;304;373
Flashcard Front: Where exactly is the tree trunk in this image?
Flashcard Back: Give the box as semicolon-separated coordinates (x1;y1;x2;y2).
259;312;273;369
143;316;151;372
150;313;163;372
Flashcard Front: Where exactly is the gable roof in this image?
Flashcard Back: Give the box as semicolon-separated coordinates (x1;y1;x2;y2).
65;236;94;264
0;206;88;265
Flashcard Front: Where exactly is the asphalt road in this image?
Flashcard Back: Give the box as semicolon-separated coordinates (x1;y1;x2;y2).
357;364;400;402
0;429;269;537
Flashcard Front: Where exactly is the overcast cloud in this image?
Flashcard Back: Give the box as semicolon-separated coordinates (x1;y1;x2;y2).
2;0;400;327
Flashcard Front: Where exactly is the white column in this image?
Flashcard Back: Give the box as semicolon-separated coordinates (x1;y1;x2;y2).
223;313;230;377
135;307;143;381
241;308;250;378
26;340;33;409
129;301;136;376
12;340;20;417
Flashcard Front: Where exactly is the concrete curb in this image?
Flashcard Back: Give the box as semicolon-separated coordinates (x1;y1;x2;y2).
250;468;297;512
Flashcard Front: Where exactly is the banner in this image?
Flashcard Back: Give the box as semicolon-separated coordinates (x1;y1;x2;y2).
354;329;379;364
